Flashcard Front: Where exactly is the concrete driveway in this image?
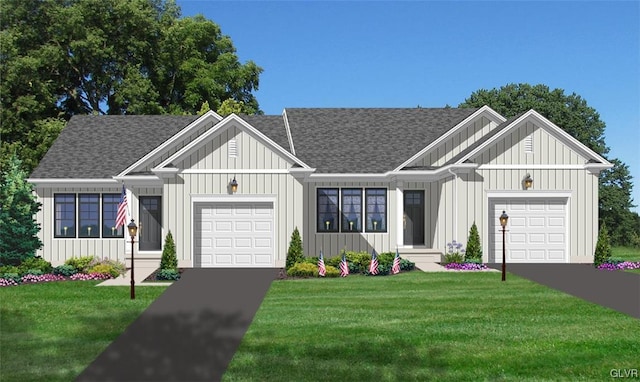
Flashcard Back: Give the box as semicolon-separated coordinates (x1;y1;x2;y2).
488;263;640;319
77;268;279;382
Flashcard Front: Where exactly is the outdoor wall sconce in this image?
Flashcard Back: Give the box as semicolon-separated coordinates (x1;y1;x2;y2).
499;211;509;282
524;173;533;189
230;177;238;193
127;219;138;300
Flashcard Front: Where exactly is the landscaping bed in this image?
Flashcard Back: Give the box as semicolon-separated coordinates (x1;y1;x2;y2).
142;268;186;282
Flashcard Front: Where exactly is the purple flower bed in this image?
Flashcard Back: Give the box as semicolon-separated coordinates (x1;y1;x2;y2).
597;261;640;271
445;262;489;271
0;272;113;287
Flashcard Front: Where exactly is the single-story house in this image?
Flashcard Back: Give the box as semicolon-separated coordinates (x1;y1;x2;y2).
28;106;612;268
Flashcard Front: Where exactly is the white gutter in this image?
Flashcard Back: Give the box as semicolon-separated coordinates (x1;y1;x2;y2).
448;168;458;242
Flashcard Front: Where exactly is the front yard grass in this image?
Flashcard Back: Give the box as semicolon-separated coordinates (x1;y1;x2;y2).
0;281;167;381
611;246;640;274
225;272;639;381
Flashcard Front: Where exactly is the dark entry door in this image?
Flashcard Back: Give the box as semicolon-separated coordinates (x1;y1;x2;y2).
404;191;425;246
139;196;162;251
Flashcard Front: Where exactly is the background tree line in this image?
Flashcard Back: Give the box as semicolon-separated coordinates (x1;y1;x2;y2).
0;2;637;249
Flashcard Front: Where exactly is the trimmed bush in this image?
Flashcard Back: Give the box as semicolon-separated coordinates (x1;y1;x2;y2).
160;231;178;271
465;222;482;262
156;269;180;281
65;256;96;273
1;273;20;283
594;223;612;267
443;252;464;265
286;262;317;278
18;257;52;275
88;264;120;278
323;265;340;278
53;264;78;277
286;227;304;270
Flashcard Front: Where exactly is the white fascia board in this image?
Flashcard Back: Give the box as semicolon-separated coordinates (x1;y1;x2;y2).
305;173;391;182
282;109;296;155
393;105;507;172
154;114;311;171
112;175;163;186
191;194;277;203
585;162;614;174
27;178;119;187
117;111;223;177
486;190;572;199
391;163;478;181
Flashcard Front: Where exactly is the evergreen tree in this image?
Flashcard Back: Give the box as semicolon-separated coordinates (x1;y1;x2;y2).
286;227;304;270
465;222;482;262
593;222;612;267
0;153;42;265
159;231;178;270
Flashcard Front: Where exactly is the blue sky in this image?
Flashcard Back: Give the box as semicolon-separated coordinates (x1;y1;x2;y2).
178;1;639;212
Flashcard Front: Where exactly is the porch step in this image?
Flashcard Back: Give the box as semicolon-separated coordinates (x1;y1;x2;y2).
399;248;444;271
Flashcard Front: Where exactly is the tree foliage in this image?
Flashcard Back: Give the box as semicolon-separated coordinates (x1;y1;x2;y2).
0;0;262;173
593;222;612;266
286;227;304;270
0;154;42;265
464;222;482;262
159;231;178;271
460;83;638;246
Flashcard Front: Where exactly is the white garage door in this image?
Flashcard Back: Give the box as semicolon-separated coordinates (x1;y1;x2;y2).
194;202;275;267
489;198;568;263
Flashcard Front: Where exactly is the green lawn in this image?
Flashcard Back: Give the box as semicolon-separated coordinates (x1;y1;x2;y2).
0;281;167;381
224;272;639;382
612;246;640;261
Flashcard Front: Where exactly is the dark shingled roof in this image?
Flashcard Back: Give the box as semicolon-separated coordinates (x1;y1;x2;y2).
31;108;481;178
285;108;478;173
30;115;198;179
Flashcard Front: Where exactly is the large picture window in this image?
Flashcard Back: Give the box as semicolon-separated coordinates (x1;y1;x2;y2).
78;194;100;238
102;194;124;238
341;189;362;232
366;188;387;232
317;188;339;232
54;194;76;238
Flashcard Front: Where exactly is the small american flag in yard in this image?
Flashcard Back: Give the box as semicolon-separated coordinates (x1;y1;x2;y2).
392;248;401;274
369;249;379;275
318;250;326;277
115;185;128;228
339;251;349;277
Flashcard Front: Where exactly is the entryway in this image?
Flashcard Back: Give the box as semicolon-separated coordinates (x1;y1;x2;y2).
404;190;425;246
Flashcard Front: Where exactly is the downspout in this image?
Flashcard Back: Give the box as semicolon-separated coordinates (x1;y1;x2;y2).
448;169;458;242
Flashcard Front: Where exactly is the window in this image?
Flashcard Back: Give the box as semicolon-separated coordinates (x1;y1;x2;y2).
54;194;76;238
341;189;362;232
366;189;387;232
102;194;124;238
317;188;339;232
78;194;100;238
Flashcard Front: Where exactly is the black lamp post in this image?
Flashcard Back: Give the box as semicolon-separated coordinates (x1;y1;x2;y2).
127;219;138;299
499;211;509;281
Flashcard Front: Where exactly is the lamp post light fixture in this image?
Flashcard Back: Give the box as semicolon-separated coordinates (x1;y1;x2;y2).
230;176;238;193
499;211;509;282
524;173;533;189
127;219;138;299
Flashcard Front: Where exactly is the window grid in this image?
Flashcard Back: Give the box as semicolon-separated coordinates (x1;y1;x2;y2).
54;194;76;238
341;188;362;232
102;194;124;238
365;188;387;232
317;188;339;232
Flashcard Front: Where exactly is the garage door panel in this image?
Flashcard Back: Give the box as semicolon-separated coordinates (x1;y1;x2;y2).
490;198;567;263
195;201;274;268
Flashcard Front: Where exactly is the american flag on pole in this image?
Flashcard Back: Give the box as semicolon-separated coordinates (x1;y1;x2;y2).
339;250;349;277
318;250;326;277
392;248;401;274
115;185;128;229
369;249;379;275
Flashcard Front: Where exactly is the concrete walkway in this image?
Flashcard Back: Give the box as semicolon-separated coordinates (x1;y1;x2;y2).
77;268;278;381
97;266;164;286
488;263;640;319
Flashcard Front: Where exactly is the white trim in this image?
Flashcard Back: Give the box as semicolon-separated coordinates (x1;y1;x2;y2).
181;169;290;174
486;190;572;198
487;193;570;264
154;114;311;171
393;105;506;171
479;164;587;170
28;178;118;186
190;195;277;268
282;109;296;155
396;183;404;248
454;110;613;167
117;111;223;177
112;176;163;186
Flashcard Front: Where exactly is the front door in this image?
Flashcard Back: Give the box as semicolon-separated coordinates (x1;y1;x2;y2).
404;190;425;246
139;196;162;251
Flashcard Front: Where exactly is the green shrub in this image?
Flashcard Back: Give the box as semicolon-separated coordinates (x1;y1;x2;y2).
443;252;464;265
156;269;180;281
18;257;52;275
465;222;482;262
605;257;625;265
286;262;318;278
399;258;415;271
1;273;20;283
286;227;304;270
0;265;20;275
65;256;96;273
160;231;178;271
324;265;339;278
53;264;78;276
464;258;482;265
87;264;117;278
594;223;612;267
24;268;43;276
